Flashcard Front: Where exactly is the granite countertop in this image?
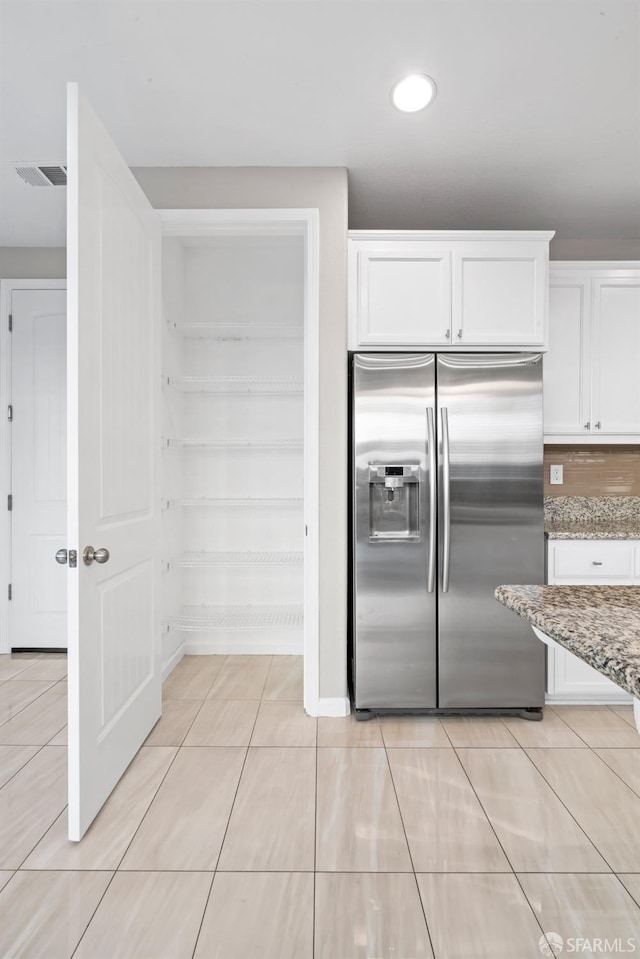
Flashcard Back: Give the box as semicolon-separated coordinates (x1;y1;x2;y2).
495;584;640;699
544;496;640;541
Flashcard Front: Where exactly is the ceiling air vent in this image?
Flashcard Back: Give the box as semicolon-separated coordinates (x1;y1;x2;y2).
15;164;67;187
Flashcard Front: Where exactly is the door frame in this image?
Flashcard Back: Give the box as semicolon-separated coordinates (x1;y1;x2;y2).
0;278;67;654
159;208;321;716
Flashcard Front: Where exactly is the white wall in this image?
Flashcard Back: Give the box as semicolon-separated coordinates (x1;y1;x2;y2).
133;167;349;701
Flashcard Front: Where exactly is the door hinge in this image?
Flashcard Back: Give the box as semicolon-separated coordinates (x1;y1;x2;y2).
7;494;12;511
7;405;12;422
8;314;12;332
7;584;11;601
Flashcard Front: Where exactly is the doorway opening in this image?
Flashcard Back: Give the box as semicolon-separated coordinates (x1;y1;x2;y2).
1;211;320;716
0;280;67;654
158;211;320;715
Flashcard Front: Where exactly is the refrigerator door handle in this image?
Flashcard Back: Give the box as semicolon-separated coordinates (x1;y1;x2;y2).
441;406;451;592
426;407;437;593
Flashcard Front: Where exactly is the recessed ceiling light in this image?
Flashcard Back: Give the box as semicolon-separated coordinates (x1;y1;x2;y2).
391;74;437;113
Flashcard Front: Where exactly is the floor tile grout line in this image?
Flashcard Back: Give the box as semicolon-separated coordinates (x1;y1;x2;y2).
192;654;228;702
112;743;185;871
606;704;638;729
205;655;272;705
520;746;619;875
548;705;637;748
190;871;217;959
546;705;594;748
449;744;518;876
590;748;640;801
69;869;119;959
614;874;640;911
9;867;627;874
450;742;561;956
13;738;70;870
0;742;47;793
0;679;61;730
0;661;33;682
383;741;437;959
511;871;562;958
14;806;69;872
174;698;207;749
208;689;264;875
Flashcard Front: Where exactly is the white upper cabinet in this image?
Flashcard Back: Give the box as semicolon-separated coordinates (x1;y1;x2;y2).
545;264;640;442
543;278;590;435
348;231;553;350
354;243;451;346
452;243;547;345
591;279;640;435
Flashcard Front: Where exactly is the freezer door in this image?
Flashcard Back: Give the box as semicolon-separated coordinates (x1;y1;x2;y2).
353;353;437;708
437;353;545;708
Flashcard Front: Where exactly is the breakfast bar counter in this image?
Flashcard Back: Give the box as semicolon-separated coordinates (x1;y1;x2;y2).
495;584;640;731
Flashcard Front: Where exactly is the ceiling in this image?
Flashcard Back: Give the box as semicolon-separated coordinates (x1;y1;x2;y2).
1;0;639;246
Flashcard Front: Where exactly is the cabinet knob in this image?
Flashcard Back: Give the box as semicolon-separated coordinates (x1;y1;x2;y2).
445;330;450;339
594;421;601;430
456;329;463;340
584;421;590;430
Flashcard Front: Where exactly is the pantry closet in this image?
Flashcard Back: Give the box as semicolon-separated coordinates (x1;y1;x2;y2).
159;212;317;674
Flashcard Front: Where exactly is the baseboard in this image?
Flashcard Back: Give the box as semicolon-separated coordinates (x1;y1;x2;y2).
311;696;351;718
184;638;303;656
545;695;633;705
161;643;185;681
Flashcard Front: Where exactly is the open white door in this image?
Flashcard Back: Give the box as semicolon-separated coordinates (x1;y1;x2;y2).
67;83;161;840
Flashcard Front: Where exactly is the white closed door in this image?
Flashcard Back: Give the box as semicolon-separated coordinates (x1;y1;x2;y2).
67;83;161;840
10;287;67;648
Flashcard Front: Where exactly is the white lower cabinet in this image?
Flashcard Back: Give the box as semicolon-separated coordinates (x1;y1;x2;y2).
545;540;638;703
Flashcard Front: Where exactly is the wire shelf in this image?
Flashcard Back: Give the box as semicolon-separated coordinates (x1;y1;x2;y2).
166;497;303;509
169;323;303;341
165;437;303;450
165;376;303;394
172;551;303;568
167;605;303;631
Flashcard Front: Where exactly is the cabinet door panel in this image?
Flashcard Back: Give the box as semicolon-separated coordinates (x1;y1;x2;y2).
544;281;590;435
453;245;545;345
355;247;451;345
592;280;640;435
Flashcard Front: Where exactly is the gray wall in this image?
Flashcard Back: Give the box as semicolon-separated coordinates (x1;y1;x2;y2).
133;166;349;703
0;247;66;279
550;237;640;260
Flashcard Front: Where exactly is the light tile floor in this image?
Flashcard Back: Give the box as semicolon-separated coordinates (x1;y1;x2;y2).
0;651;639;958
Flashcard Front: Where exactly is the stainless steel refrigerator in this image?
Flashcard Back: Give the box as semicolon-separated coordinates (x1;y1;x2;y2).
351;352;545;716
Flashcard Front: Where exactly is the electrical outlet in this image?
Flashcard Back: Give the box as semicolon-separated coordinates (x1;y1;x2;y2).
550;464;564;485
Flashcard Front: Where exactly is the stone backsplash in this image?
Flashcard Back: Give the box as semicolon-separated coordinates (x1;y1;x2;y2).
543;445;640;498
